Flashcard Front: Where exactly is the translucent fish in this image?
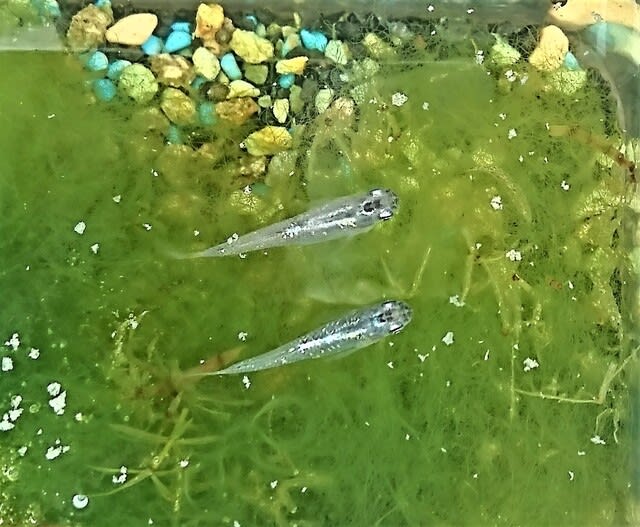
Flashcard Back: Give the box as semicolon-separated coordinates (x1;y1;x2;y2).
173;188;398;258
207;300;413;375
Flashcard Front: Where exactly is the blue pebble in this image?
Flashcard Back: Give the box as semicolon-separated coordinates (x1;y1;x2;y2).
245;15;258;28
300;29;328;52
198;102;217;126
94;0;110;8
220;53;242;80
33;0;61;18
141;35;163;56
166;125;183;145
164;30;192;53
106;59;131;80
563;51;581;71
85;51;108;71
278;73;295;89
191;75;207;89
170;21;192;33
93;78;117;102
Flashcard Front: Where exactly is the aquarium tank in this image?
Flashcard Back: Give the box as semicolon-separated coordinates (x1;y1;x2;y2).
1;0;639;525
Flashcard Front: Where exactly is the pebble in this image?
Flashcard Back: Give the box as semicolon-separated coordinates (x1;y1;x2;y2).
243;64;268;85
164;30;192;53
529;25;569;72
257;95;272;108
324;40;349;65
150;54;195;88
160;87;197;126
546;0;640;32
220;53;242;80
490;34;521;67
171;21;191;33
315;88;334;114
275;56;308;75
230;28;274;63
191;75;207;89
66;4;113;51
227;79;260;98
563;51;580;71
278;73;295;89
289;84;303;113
215;97;259;125
106;59;131;80
363;33;393;58
85;50;108;71
244;126;293;156
194;3;225;47
280;33;300;57
141;34;163;55
198;101;216;126
166;124;183;144
118;63;158;103
272;98;289;123
192;46;220;80
300;28;328;52
34;0;61;18
93;78;117;101
105;13;158;46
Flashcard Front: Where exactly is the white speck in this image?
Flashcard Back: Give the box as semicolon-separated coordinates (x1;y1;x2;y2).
270;480;278;489
578;450;586;456
242;375;251;389
243;185;252;195
498;112;507;120
386;361;394;369
45;440;70;460
391;92;408;107
8;408;23;422
405;433;411;440
473;473;478;479
151;169;159;177
427;4;435;11
507;128;517;139
1;357;13;372
568;471;575;481
47;382;62;397
113;465;128;484
523;357;539;372
505;70;516;82
90;243;100;254
568;281;574;290
590;435;606;445
422;101;430;110
193;230;200;237
364;421;370;427
72;494;89;509
28;348;40;359
48;390;67;415
387;135;394;143
442;331;454;346
179;459;189;468
301;486;308;493
520;74;529;85
233;522;241;527
467;7;475;14
418;354;428;362
484;350;490;361
0;415;15;431
490;196;503;210
561;180;570;191
440;447;447;453
75;413;84;422
4;333;20;350
227;233;239;245
142;223;152;231
112;194;122;203
237;331;248;342
47;113;56;119
74;221;86;235
506;249;522;262
518;155;524;163
475;50;484;65
17;446;27;456
449;295;465;307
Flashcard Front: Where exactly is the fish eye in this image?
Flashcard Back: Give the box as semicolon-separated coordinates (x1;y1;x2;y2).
362;198;380;214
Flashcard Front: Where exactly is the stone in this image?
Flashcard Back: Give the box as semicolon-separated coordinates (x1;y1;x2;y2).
192;46;220;80
272;98;289;124
325;40;349;65
275;56;308;75
243;64;268;85
160;88;197;126
118;64;158;103
300;28;328;52
215;97;259;125
194;3;225;47
150;54;195;88
105;13;157;46
66;4;113;51
164;30;192;53
219;53;242;80
315;88;334;114
546;0;640;32
529;25;569;72
244;126;292;156
227;79;260;99
230;28;274;64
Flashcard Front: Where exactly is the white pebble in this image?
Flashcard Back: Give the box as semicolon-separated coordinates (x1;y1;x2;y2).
90;243;100;254
441;331;454;346
74;221;86;235
1;357;13;372
4;333;20;350
523;357;539;372
507;128;517;139
28;348;40;359
391;92;408;107
505;249;522;262
490;196;503;210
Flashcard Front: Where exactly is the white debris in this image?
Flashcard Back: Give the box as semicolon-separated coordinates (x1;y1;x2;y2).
507;128;517;139
28;348;40;359
237;331;248;342
227;233;239;245
301;486;308;493
4;333;20;350
484;350;490;360
90;243;100;254
568;471;575;481
441;331;454;346
474;50;484;65
523;357;539;372
74;221;86;235
577;450;586;456
112;194;122;203
506;249;522;262
505;69;516;82
490;196;503;210
17;446;27;456
113;466;128;484
422;101;430;110
418;354;428;362
179;459;189;468
590;435;606;445
386;361;394;369
72;494;90;509
47;382;62;397
560;180;570;191
449;295;465;307
391;92;408;107
270;480;278;489
1;357;13;372
45;439;70;460
142;223;152;231
48;390;67;415
0;415;15;431
242;375;251;389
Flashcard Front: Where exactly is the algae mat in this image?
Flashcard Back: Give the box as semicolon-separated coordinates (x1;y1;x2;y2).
0;52;635;526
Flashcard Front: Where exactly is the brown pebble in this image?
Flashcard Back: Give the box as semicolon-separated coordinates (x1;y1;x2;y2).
66;4;113;51
206;83;230;101
215;97;259;125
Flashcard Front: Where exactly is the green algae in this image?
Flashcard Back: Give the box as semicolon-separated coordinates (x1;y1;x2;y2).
0;44;636;527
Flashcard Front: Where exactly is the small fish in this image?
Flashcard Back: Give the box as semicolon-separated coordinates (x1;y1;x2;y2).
173;188;398;258
209;300;413;375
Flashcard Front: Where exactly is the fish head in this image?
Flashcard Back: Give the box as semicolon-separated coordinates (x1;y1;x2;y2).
371;300;413;334
359;189;398;222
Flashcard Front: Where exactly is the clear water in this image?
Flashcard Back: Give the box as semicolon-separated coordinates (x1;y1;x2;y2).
0;26;636;527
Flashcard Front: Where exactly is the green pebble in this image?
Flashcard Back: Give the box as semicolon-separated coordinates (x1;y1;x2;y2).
289;84;304;114
118;64;158;104
243;64;269;85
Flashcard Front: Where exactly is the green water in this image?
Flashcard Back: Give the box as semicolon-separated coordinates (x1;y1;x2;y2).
0;51;635;526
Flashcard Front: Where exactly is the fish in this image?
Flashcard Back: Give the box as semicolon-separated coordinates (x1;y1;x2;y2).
207;300;413;375
173;188;398;258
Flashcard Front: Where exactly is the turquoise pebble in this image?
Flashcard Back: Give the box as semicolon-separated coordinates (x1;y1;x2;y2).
245;15;258;28
166;125;183;145
300;29;328;52
94;0;110;8
93;78;117;102
164;30;192;53
563;51;580;71
198;102;216;126
85;51;108;71
141;35;163;55
33;0;61;18
278;73;295;89
106;59;131;80
171;21;191;33
220;53;242;80
191;75;207;89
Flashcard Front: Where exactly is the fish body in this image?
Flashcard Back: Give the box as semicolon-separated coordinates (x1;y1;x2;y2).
214;300;413;375
175;188;398;258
